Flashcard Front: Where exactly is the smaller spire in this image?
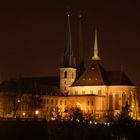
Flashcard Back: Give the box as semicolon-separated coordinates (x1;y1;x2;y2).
92;29;100;60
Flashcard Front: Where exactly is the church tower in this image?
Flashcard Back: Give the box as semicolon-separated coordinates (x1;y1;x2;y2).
60;15;76;94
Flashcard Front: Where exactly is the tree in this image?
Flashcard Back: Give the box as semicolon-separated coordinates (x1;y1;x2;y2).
50;106;62;121
120;101;131;119
64;106;84;122
117;101;134;125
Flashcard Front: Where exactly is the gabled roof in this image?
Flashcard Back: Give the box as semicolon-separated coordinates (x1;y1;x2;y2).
72;60;107;86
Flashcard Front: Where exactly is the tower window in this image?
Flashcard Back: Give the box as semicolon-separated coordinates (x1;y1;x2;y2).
64;71;67;78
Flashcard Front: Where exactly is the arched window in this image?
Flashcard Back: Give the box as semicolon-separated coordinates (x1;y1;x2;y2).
64;71;67;78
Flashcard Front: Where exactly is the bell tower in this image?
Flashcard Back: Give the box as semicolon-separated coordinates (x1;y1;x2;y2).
60;14;76;94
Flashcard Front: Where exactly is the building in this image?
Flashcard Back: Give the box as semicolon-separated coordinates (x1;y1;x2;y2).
0;15;138;120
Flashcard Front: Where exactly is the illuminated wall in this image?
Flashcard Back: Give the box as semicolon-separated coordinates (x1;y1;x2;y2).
60;68;76;94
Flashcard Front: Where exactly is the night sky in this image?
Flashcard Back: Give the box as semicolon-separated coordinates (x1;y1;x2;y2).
0;0;140;89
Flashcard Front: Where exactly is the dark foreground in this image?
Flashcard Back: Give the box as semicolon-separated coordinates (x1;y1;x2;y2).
0;120;140;140
0;120;48;140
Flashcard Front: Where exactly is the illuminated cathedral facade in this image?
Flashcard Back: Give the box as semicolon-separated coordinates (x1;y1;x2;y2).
0;15;139;120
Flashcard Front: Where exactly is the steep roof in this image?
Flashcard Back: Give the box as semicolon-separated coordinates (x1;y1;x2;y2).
73;60;107;86
72;60;135;86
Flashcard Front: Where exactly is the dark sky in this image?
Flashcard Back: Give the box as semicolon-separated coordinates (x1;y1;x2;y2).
0;0;140;88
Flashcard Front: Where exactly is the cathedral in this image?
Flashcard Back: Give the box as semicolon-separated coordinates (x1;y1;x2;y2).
0;15;139;120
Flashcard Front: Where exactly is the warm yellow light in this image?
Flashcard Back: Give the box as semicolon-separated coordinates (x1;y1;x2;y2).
76;102;81;106
35;110;39;115
22;112;26;116
132;105;134;108
17;99;21;103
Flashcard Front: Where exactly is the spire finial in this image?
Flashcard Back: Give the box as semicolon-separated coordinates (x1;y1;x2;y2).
92;29;100;60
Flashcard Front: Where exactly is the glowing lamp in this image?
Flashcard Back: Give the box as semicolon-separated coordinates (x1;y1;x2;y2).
35;110;39;115
22;112;26;116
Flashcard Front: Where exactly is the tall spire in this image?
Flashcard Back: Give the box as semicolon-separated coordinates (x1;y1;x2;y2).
92;29;100;60
62;14;75;67
78;14;82;65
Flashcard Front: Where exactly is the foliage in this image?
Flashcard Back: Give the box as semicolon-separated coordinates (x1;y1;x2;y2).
50;107;62;121
64;106;84;122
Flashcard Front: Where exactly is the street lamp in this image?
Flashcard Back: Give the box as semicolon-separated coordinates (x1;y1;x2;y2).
35;110;39;115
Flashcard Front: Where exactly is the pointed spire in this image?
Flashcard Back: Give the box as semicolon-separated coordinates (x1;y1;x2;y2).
62;14;75;67
77;14;84;66
92;29;100;60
